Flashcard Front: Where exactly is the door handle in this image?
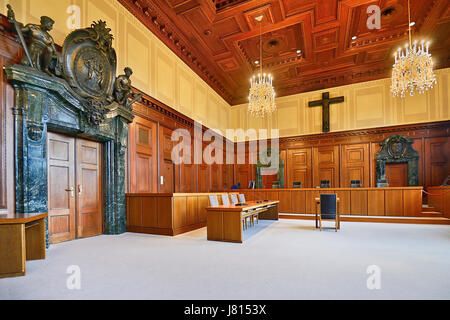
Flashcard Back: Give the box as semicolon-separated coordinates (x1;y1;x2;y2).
78;185;83;196
65;187;74;198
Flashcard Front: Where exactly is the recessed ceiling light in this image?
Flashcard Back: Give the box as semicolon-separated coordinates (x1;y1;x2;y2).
409;21;415;27
352;36;357;40
296;50;302;54
255;60;259;65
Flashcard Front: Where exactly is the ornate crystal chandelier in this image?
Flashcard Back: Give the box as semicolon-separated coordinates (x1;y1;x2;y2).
248;15;276;117
391;0;436;98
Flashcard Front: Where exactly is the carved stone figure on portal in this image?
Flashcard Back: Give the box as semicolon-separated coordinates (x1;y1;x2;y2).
114;67;142;110
7;5;61;77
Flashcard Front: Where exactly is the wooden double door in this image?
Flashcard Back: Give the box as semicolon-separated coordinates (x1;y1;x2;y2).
47;132;103;244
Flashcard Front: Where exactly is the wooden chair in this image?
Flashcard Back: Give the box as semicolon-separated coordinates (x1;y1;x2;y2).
317;194;340;232
238;194;253;228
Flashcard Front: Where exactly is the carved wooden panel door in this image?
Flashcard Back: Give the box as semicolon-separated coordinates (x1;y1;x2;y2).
128;116;158;193
341;143;370;187
313;146;340;187
159;126;174;193
287;148;312;188
47;132;76;243
76;139;103;238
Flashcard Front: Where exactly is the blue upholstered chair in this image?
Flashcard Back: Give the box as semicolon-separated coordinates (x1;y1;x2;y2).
318;194;340;232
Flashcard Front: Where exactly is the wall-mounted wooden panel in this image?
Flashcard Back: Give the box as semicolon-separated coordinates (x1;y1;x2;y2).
0;33;20;214
425;137;449;187
287;148;312;188
341;143;369;187
313;146;340;188
159;126;175;193
350;190;367;216
129;116;158;193
385;190;404;216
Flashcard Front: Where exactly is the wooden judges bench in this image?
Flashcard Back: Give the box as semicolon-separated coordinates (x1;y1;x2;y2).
223;187;424;217
126;187;424;237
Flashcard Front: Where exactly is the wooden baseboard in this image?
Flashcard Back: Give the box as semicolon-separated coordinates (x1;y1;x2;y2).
127;223;207;236
279;214;450;225
173;223;206;236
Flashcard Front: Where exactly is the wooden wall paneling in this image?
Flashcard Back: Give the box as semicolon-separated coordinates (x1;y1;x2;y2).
403;189;422;217
280;149;287;188
254;191;267;201
334;190;350;215
142;197;158;228
291;190;306;214
341;143;370;187
186;196;198;225
180;131;196;193
159;125;175;193
173;196;187;229
425;137;449;187
305;190;320;214
127;197;142;228
0;36;20;214
385;190;404;216
198;164;211;192
287;148;312;188
278;190;292;213
129;116;158;193
313;146;340;188
385;163;408;187
197;195;209;223
367;190;385;216
157;197;173;229
210;163;222;191
266;190;279;202
241;190;255;202
350;190;368;215
412;139;424;186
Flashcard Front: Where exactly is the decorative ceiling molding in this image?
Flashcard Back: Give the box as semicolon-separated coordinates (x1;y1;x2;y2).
119;0;450;106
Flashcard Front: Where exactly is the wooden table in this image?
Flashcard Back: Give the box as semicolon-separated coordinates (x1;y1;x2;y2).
315;198;340;229
206;201;279;243
0;212;47;278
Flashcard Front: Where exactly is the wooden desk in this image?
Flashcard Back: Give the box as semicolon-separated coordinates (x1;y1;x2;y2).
315;198;340;229
206;201;279;243
0;212;47;278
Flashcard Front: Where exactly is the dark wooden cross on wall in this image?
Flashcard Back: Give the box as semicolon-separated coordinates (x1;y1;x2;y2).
308;92;345;133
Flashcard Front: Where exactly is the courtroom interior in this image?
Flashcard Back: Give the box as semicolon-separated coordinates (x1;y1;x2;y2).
0;0;449;300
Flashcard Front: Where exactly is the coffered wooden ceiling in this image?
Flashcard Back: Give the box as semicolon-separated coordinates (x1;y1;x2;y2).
119;0;450;105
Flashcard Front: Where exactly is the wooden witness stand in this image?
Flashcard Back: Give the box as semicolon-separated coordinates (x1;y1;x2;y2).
206;201;279;243
0;213;47;278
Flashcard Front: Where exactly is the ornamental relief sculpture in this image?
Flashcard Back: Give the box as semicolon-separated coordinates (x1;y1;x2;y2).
7;4;141;125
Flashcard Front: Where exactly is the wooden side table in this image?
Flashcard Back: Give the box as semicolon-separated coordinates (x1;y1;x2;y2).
0;212;47;278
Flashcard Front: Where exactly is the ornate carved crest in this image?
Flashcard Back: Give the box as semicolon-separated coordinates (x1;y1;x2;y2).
61;21;117;125
377;135;417;161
